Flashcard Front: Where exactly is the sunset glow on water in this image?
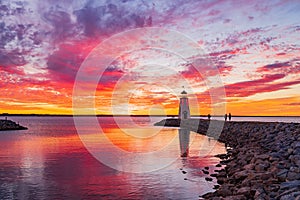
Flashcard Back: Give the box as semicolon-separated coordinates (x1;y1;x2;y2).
0;117;226;199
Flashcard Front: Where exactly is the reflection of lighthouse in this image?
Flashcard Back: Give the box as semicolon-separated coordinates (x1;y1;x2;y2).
179;129;190;157
178;89;190;119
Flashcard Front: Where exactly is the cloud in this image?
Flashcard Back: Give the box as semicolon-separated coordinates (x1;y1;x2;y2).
99;64;125;87
73;1;152;37
284;102;300;106
47;45;84;83
42;9;74;41
256;60;300;75
224;74;300;97
257;62;290;71
181;60;233;79
0;50;28;66
217;63;233;76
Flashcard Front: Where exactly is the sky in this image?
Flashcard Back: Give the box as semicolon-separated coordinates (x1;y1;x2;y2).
0;0;300;116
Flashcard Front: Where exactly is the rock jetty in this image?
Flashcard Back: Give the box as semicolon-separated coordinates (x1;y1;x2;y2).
0;119;27;131
154;118;300;199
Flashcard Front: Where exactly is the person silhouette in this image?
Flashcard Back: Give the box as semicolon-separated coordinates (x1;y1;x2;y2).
228;113;232;121
224;114;227;121
208;114;211;120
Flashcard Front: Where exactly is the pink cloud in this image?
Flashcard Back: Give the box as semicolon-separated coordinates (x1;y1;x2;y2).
224;74;300;97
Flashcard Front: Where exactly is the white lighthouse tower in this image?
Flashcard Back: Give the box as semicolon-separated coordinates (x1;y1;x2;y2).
178;89;190;119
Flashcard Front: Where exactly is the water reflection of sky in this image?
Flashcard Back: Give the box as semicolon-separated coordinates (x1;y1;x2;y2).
0;117;226;199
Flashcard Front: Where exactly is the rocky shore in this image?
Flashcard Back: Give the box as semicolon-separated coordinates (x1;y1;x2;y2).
154;119;300;199
0;119;27;131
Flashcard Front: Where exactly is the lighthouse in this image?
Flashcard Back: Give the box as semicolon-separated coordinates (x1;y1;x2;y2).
178;89;190;119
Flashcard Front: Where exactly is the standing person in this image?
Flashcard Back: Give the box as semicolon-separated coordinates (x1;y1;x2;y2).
208;114;211;120
224;114;227;121
229;113;232;121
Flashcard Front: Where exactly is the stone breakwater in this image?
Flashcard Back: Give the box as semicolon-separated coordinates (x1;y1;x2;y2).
0;119;27;131
154;119;300;199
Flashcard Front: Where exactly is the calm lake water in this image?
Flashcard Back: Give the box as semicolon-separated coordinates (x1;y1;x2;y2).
0;117;226;200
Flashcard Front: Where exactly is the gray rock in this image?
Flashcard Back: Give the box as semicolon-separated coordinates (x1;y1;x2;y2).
256;154;269;160
211;197;222;200
280;180;300;190
277;161;286;169
288;148;294;154
255;163;267;172
233;171;248;181
269;152;282;161
217;187;232;197
223;195;247;200
294;141;300;148
278;188;300;200
205;177;213;181
294;147;300;155
289;166;300;173
237;187;251;195
291;155;300;167
261;172;273;180
277;169;288;181
254;188;266;199
243;164;254;170
287;171;300;181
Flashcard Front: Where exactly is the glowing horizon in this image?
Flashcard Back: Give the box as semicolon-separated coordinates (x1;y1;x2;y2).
1;1;300;116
